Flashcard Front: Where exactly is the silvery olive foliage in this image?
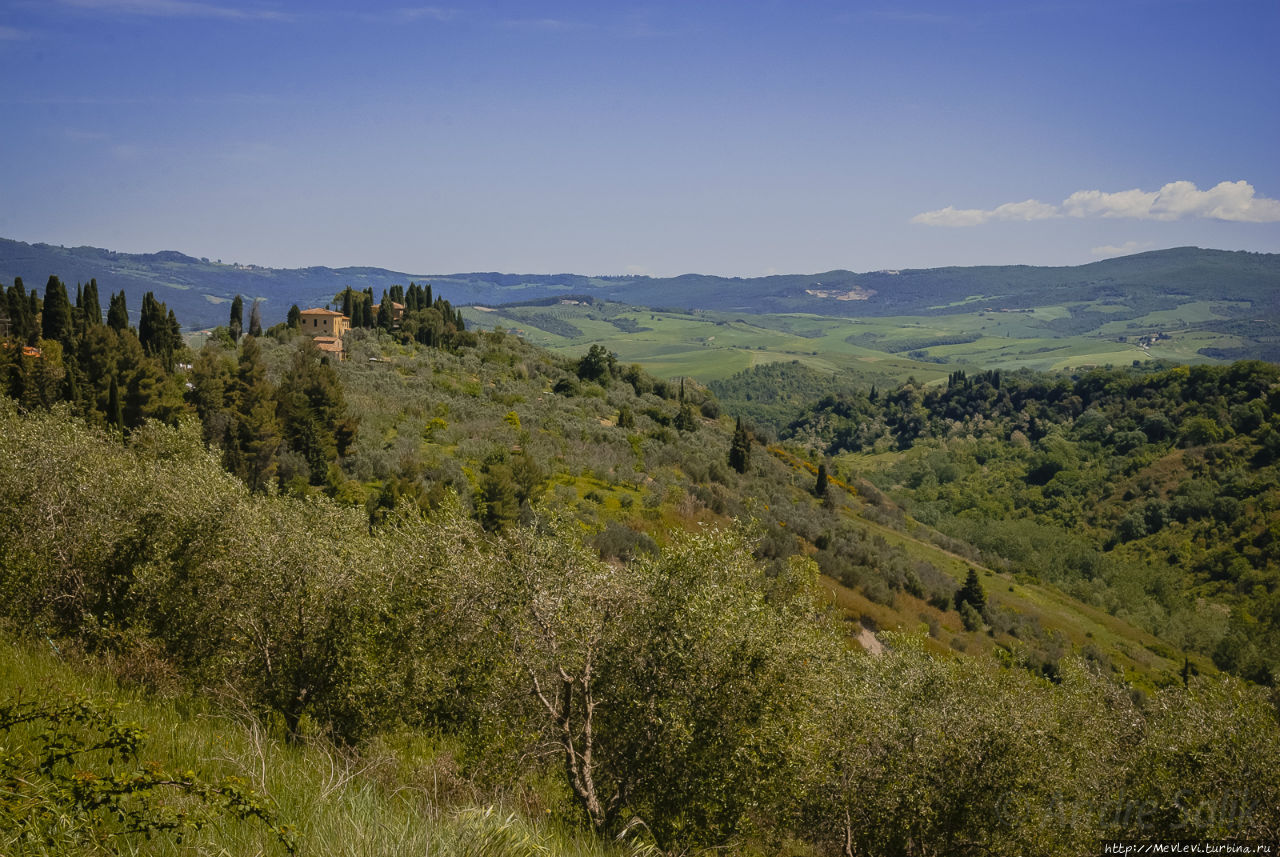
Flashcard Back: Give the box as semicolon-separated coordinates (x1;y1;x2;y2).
1;400;1279;854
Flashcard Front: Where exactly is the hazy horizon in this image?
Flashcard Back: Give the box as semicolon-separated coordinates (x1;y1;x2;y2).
3;1;1278;277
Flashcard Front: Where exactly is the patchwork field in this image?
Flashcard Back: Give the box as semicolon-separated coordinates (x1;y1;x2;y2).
462;296;1236;384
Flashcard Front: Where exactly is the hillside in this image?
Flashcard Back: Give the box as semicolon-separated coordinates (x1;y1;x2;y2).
3;272;1280;851
781;361;1280;683
3;239;1277;357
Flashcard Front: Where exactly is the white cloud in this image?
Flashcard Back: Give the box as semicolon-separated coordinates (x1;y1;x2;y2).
386;7;458;23
1090;240;1152;258
500;17;590;32
1062;188;1158;219
989;199;1059;221
910;206;991;227
1155;180;1280;222
915;180;1280;227
56;0;291;21
910;198;1056;227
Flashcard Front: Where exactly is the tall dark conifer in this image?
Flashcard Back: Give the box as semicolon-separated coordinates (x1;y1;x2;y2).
82;279;102;327
107;375;123;433
729;417;752;474
6;280;33;343
41;276;73;344
229;295;244;342
107;291;129;332
377;293;393;331
248;299;263;337
955;569;987;614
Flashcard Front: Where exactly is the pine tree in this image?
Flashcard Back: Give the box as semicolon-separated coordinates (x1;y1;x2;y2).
478;463;519;531
729;417;752;474
954;569;986;615
277;338;356;485
229;295;244;342
229;335;281;491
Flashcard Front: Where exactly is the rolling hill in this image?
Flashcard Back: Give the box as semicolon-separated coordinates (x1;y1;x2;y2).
3;238;1277;349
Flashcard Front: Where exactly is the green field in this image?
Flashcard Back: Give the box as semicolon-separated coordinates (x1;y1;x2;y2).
462;297;1236;384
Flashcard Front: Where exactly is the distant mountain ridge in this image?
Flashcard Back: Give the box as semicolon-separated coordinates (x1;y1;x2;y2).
1;237;1277;331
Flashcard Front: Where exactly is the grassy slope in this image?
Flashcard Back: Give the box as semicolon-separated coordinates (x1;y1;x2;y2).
460;299;1230;384
294;325;1196;690
760;446;1199;689
0;636;638;857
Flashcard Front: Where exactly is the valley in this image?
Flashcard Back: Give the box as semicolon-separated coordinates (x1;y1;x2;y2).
1;260;1278;854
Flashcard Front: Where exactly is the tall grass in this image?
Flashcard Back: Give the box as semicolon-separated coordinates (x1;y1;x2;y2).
0;637;648;857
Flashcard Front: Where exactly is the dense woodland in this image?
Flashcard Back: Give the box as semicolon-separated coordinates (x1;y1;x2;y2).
2;274;1280;854
779;361;1280;684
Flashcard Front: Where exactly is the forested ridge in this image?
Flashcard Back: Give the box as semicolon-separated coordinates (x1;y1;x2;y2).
2;274;1280;854
782;361;1280;684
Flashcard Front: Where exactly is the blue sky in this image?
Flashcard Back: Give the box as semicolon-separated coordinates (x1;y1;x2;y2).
2;0;1278;276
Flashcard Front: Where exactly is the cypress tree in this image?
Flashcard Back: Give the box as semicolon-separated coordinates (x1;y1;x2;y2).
675;402;698;434
139;292;165;358
107;291;129;332
229;295;244;342
165;309;181;370
7;280;32;343
248;299;263;337
26;291;40;344
341;288;353;318
62;359;80;408
108;375;123;433
815;461;829;497
41;276;73;344
83;279;102;327
729;417;752;474
377;293;393;331
287;304;301;329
